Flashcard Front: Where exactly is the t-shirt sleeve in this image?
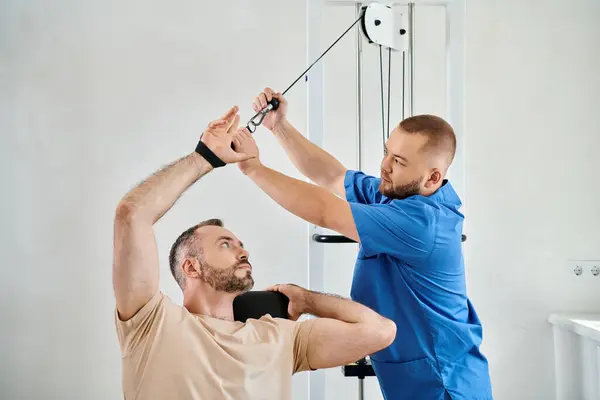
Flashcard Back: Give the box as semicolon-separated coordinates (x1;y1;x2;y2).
290;318;317;373
114;291;166;356
344;170;383;204
349;200;437;263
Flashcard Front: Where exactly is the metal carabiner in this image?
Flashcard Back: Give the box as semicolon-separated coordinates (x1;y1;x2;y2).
245;99;280;133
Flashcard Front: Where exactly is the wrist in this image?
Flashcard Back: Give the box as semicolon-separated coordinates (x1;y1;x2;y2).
271;119;291;136
301;289;319;315
241;158;264;176
190;152;214;173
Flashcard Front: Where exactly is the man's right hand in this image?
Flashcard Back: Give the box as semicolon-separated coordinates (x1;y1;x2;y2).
252;87;288;131
200;106;254;164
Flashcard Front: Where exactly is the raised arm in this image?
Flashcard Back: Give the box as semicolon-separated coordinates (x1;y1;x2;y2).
252;87;348;197
235;129;359;242
113;106;251;321
268;284;396;370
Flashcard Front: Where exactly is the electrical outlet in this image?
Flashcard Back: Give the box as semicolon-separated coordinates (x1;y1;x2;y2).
568;260;600;277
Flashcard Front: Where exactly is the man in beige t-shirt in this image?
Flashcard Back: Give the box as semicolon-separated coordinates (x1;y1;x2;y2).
112;106;396;399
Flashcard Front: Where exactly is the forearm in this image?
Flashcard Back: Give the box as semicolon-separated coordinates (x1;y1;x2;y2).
303;290;385;325
245;163;333;227
273;120;347;189
119;152;212;223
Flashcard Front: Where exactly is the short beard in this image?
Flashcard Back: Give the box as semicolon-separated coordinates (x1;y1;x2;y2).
380;177;422;200
199;260;254;293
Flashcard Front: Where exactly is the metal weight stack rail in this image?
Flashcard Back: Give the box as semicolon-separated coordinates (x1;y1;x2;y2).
310;3;466;400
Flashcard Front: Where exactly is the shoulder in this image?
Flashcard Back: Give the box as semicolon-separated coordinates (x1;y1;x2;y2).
360;196;440;228
250;316;316;338
114;291;183;355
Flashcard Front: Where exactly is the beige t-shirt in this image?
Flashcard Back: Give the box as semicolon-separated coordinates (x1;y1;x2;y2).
115;291;316;400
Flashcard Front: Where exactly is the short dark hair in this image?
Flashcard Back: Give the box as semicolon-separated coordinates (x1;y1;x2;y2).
399;114;456;167
168;218;223;290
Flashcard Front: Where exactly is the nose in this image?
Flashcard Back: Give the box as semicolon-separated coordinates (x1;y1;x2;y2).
238;248;249;261
381;155;392;172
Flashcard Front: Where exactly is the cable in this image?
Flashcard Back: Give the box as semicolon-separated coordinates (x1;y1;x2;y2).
379;45;385;150
387;47;391;139
282;14;364;96
246;12;365;132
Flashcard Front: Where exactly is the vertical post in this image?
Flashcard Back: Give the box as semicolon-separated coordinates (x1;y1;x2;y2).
356;3;363;170
358;379;364;400
402;50;405;120
408;2;415;117
379;46;386;152
306;1;326;399
446;0;467;217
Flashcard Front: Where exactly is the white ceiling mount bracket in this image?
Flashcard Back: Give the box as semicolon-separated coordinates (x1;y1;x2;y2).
360;2;407;51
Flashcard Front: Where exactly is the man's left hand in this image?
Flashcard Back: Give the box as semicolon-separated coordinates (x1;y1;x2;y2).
265;283;308;321
233;128;262;174
200;106;254;165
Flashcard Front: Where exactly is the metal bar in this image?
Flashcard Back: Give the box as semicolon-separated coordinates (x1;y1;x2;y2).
312;234;357;243
359;379;364;400
306;2;327;399
356;3;363;170
325;0;453;7
408;2;415;116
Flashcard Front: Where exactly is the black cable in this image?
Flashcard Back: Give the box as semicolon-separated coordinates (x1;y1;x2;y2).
246;12;365;133
379;45;385;150
282;14;364;96
387;47;391;138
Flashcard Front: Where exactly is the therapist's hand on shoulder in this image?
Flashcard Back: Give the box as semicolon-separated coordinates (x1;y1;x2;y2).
233;128;262;175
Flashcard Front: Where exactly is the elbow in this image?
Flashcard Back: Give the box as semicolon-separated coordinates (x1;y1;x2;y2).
365;318;397;353
379;318;397;348
115;200;142;223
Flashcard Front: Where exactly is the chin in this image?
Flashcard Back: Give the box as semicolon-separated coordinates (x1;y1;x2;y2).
379;183;392;196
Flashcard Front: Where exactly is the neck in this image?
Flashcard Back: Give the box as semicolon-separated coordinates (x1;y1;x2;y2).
183;283;237;321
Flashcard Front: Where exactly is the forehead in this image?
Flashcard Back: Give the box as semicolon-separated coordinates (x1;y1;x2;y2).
195;225;241;244
387;128;429;154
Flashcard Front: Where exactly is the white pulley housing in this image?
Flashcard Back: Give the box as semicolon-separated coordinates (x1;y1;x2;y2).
360;2;407;51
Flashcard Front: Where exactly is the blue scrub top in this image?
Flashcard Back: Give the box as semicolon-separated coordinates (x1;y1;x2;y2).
344;170;493;400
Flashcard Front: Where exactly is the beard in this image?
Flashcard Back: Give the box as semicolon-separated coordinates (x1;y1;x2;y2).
199;260;254;293
380;177;422;200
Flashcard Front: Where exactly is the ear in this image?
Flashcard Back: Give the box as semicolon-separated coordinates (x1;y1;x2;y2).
424;168;442;188
182;258;201;279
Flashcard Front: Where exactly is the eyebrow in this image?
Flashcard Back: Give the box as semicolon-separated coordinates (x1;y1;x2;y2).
216;236;243;248
393;153;409;163
385;145;409;163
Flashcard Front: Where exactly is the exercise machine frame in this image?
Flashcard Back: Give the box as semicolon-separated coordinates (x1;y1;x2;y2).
305;1;467;399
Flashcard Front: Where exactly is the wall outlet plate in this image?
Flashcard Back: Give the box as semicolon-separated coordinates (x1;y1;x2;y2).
568;259;600;277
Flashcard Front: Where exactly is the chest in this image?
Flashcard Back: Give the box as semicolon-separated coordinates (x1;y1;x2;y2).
134;321;294;399
351;252;402;305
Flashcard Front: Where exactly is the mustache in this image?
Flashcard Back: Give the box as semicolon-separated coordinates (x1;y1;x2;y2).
235;260;252;269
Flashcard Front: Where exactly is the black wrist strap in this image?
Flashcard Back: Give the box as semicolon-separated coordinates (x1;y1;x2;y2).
195;140;226;168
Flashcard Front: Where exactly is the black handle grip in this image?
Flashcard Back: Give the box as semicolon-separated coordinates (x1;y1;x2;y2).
312;234;356;243
342;357;375;378
269;98;279;110
313;234;465;243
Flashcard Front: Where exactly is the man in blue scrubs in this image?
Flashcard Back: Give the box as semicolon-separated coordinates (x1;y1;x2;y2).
235;88;493;399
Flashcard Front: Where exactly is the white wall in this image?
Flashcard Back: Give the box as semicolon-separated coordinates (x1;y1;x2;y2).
0;1;310;399
464;0;600;399
2;1;600;400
